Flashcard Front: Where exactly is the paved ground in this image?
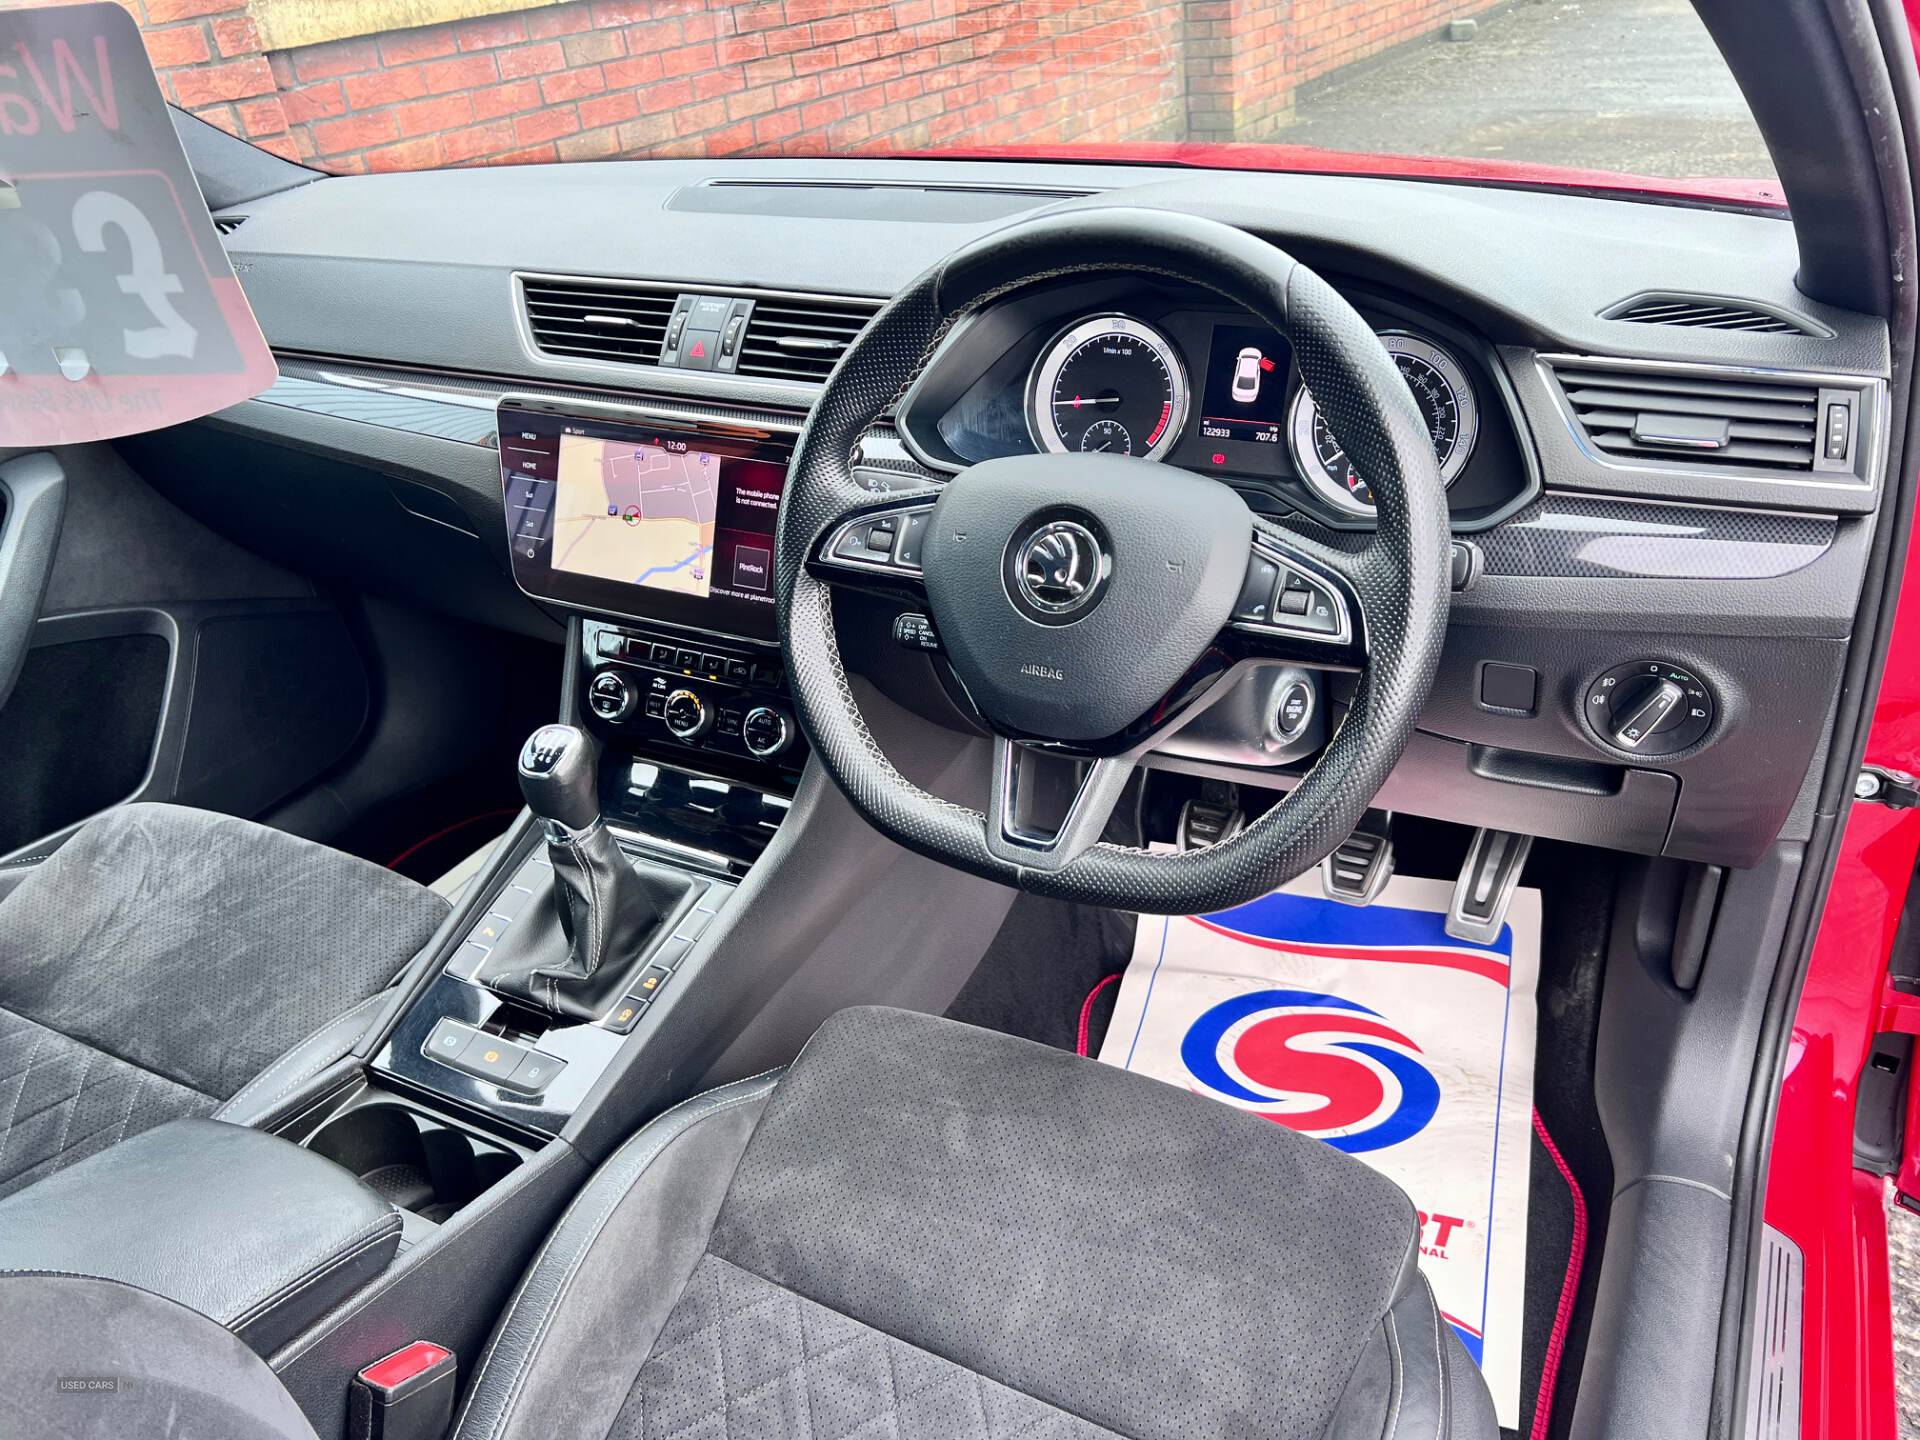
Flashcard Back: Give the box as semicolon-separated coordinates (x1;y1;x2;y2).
1268;0;1775;180
1890;1193;1920;1436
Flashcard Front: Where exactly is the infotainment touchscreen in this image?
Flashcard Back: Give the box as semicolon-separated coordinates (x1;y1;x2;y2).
499;401;789;642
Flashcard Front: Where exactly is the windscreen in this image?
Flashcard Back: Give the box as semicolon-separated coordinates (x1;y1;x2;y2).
8;0;1775;194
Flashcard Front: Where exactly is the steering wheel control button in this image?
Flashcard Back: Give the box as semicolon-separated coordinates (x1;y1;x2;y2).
1585;661;1716;756
1479;663;1538;716
742;705;793;759
587;669;637;722
894;509;931;567
1228;548;1350;644
892;612;941;650
504;1049;566;1095
663;688;712;741
1233;555;1281;623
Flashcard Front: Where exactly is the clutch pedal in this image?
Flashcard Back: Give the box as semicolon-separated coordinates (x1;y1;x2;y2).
1322;810;1394;905
1446;827;1533;944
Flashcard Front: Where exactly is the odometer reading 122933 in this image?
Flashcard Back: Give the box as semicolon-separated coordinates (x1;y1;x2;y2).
1027;315;1190;461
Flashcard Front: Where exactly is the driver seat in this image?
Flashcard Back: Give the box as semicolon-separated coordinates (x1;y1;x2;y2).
7;1006;1500;1440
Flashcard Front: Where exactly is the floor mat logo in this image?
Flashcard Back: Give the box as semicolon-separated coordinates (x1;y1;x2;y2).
1179;988;1441;1152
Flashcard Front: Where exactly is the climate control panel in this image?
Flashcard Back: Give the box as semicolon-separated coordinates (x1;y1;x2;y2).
581;620;804;781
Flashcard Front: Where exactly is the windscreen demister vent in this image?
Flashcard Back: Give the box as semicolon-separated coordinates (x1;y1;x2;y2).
1603;293;1818;336
212;214;248;235
521;277;675;367
736;294;882;383
1551;362;1822;472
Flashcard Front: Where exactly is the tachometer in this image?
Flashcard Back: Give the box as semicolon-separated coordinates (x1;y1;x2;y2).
1287;332;1479;516
1028;315;1189;461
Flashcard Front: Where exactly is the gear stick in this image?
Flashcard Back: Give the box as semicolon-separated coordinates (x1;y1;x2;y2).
481;725;693;1022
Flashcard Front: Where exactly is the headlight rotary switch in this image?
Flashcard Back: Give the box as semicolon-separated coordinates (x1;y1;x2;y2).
1584;661;1715;756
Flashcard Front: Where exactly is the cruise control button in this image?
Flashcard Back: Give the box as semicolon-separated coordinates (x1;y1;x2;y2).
424;1019;475;1065
505;1050;566;1094
456;1031;525;1083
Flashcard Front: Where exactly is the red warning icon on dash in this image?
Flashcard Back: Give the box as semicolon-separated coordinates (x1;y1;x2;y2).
688;338;707;358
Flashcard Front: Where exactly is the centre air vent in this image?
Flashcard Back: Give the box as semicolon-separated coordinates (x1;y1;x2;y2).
521;277;675;366
1549;361;1828;472
1601;293;1821;336
736;295;882;383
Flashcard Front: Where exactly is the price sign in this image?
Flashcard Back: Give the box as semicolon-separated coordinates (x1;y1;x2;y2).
0;2;276;444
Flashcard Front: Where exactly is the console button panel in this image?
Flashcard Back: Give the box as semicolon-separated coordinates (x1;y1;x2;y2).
582;619;805;781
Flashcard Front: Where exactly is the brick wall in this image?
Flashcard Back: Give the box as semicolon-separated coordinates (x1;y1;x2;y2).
5;0;1504;174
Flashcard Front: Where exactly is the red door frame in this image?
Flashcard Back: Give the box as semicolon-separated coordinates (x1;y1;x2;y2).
1765;12;1920;1431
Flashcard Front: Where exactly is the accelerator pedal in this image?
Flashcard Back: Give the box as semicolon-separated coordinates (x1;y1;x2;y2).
1446;827;1534;944
1322;809;1394;906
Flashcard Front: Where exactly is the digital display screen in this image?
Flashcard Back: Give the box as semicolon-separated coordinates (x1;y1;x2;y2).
500;405;788;641
1198;324;1292;446
550;432;781;605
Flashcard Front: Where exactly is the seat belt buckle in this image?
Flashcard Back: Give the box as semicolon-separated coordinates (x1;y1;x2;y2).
349;1341;457;1440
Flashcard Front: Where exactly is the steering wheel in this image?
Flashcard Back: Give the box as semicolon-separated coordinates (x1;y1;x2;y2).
774;209;1451;915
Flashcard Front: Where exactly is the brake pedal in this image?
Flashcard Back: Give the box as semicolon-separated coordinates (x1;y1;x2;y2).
1446;828;1533;944
1179;782;1244;850
1322;810;1393;905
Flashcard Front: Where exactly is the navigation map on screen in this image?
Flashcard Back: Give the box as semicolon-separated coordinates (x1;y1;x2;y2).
553;433;719;596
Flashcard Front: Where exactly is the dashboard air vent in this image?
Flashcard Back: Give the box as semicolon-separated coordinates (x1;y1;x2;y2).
212;214;247;235
1603;293;1816;336
1551;362;1821;471
736;295;882;383
522;278;675;367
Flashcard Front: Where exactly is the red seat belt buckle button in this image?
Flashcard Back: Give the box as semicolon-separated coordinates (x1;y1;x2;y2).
349;1341;456;1440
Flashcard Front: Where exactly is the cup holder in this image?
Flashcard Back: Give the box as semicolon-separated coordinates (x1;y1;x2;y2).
308;1102;522;1223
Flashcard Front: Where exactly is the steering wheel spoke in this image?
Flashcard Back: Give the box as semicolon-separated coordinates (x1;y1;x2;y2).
986;737;1136;871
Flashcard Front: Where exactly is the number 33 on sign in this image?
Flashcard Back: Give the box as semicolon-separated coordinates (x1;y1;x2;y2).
0;2;277;445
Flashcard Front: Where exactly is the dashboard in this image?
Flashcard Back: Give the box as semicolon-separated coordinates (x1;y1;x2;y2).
894;276;1537;530
133;155;1896;872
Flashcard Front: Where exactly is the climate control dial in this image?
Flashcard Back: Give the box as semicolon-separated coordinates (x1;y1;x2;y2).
587;669;637;722
1584;661;1715;756
742;705;793;759
662;688;712;741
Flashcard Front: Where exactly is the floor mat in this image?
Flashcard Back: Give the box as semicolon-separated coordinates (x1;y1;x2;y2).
1098;872;1540;1428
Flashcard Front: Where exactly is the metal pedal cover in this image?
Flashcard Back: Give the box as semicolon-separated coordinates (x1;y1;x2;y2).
1322;810;1393;905
1178;797;1244;850
1446;828;1533;944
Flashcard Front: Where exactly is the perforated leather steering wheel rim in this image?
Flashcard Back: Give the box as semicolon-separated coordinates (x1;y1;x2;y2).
774;207;1452;915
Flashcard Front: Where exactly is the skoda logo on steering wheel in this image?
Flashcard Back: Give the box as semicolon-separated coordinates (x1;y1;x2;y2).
1007;517;1110;624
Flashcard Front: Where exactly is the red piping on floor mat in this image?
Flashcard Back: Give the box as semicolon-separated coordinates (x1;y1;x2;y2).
386;809;518;870
1076;973;1123;1057
1530;1108;1589;1440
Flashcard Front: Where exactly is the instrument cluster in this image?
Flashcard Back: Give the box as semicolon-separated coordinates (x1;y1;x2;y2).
894;277;1536;530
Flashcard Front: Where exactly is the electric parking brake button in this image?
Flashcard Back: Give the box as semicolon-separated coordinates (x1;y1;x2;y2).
455;1032;525;1084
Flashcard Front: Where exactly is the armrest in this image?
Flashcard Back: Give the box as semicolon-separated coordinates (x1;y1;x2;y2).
0;1118;400;1356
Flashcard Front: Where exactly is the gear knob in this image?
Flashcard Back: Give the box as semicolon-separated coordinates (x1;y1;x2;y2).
518;724;600;833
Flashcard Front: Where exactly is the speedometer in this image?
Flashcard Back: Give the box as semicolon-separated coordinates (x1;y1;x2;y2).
1027;315;1189;461
1286;332;1479;516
